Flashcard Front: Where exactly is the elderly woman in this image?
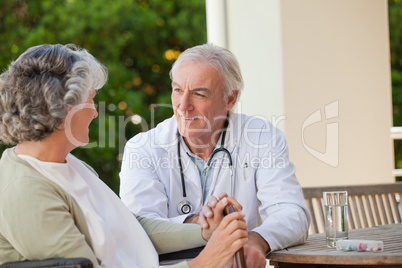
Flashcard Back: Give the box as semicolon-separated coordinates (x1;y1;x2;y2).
0;44;247;268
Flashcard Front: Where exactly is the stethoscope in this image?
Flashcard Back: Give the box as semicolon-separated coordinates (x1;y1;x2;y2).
177;118;234;215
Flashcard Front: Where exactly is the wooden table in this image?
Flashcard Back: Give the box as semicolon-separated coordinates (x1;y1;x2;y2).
267;224;402;267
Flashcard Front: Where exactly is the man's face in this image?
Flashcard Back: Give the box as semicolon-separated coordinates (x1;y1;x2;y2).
171;60;237;147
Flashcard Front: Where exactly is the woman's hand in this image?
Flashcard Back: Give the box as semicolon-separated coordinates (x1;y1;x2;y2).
188;210;248;268
199;196;226;240
197;193;267;267
198;193;243;233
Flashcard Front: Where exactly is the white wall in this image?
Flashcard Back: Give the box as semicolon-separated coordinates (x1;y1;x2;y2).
212;0;394;186
226;0;285;127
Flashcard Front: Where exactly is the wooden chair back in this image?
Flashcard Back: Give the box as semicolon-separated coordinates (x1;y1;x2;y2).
303;182;402;234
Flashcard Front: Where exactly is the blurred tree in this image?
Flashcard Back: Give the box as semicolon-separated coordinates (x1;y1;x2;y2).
2;0;400;187
389;0;402;180
0;0;206;193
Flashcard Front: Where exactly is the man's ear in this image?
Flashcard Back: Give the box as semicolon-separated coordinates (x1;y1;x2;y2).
226;90;239;110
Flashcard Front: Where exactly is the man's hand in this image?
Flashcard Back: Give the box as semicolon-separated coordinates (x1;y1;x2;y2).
238;232;270;267
225;243;267;268
247;231;270;255
184;214;199;224
226;232;268;268
242;243;267;268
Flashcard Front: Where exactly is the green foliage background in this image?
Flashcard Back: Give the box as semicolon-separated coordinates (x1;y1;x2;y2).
390;0;402;179
0;0;207;193
0;0;401;190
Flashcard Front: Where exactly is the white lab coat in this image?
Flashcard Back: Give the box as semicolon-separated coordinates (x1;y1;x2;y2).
120;113;310;251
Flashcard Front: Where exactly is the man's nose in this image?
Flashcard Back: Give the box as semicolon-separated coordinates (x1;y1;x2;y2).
179;91;193;111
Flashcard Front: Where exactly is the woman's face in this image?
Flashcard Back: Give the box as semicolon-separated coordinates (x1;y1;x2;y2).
64;89;98;147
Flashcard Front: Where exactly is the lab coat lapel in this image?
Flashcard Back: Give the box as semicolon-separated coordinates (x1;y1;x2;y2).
207;112;242;199
208;156;232;198
154;116;178;152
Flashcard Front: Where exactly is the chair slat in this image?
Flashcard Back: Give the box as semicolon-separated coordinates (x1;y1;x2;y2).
347;195;356;229
317;197;326;233
362;195;374;227
311;198;325;233
302;182;402;234
382;193;394;224
389;193;401;223
356;195;368;228
375;194;387;225
368;195;380;226
395;193;401;222
305;198;319;234
350;196;362;229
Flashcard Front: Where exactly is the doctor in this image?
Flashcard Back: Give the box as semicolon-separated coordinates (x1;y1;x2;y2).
120;43;310;264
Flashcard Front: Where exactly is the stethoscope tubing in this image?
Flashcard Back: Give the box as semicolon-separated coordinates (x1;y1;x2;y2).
177;138;188;198
177;117;233;214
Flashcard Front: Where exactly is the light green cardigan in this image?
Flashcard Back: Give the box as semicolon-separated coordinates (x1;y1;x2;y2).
0;148;205;267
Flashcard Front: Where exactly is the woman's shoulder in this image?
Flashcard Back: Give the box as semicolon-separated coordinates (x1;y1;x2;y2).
0;149;71;200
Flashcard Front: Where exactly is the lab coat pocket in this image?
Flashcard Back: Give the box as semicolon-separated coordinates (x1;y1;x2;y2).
239;165;256;183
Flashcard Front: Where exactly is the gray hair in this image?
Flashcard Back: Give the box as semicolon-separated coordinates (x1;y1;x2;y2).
0;44;108;145
169;43;244;101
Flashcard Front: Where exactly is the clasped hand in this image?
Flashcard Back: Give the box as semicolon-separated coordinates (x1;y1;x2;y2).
186;193;267;268
186;195;247;268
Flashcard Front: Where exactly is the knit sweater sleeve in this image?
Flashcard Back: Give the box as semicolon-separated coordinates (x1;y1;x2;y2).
136;215;206;254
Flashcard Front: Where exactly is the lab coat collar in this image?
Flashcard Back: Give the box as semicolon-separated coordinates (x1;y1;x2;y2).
152;116;179;153
223;111;240;154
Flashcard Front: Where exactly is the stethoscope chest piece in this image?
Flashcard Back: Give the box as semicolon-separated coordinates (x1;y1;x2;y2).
177;199;192;214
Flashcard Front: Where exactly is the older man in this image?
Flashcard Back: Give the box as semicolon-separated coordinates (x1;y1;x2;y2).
120;43;310;265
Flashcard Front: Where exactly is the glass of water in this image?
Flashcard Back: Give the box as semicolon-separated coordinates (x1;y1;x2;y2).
323;191;348;248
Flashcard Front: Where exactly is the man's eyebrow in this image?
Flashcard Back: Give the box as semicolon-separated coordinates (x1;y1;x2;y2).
190;87;210;93
172;81;181;88
172;82;211;94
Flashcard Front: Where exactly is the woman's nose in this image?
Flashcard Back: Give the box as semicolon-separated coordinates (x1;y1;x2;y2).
93;108;99;119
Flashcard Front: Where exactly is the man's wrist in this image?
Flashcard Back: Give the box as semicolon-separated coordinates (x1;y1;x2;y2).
184;213;199;224
247;231;270;254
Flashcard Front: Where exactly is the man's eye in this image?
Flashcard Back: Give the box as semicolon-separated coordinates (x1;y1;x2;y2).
195;92;206;98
